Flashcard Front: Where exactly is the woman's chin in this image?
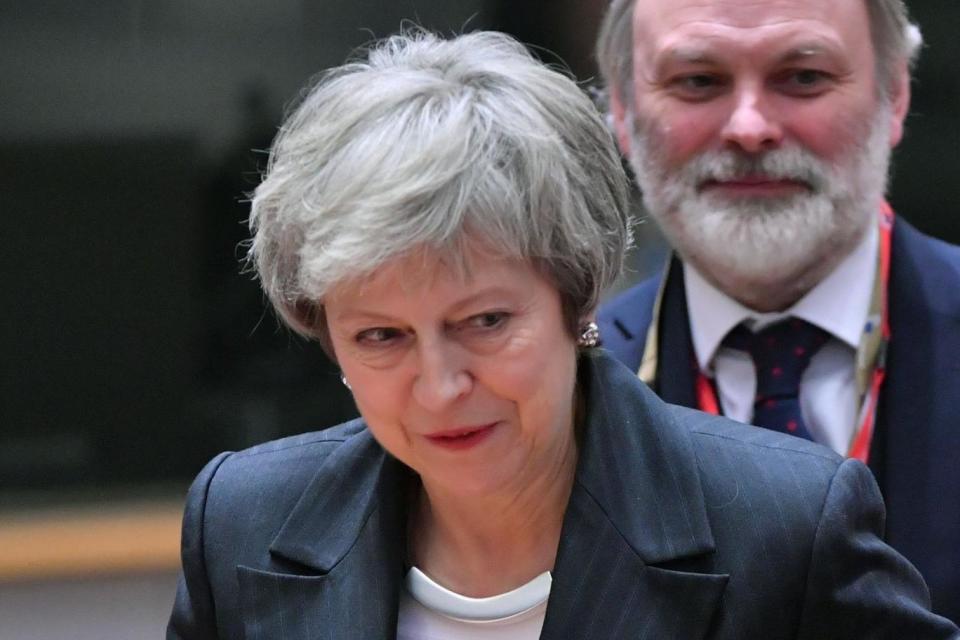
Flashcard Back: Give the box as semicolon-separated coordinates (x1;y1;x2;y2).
414;433;528;498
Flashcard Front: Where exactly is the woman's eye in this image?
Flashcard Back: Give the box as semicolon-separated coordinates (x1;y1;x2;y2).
466;312;508;331
355;327;403;346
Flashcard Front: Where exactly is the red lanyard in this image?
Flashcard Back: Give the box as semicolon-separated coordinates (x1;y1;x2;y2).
694;205;893;463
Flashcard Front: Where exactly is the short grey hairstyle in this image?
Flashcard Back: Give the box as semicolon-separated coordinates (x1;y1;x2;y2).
597;0;923;110
248;29;632;350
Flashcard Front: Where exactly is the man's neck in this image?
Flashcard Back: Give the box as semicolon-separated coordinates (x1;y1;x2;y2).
687;235;861;313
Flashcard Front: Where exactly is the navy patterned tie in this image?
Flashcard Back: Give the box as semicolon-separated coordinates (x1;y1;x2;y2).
723;319;830;440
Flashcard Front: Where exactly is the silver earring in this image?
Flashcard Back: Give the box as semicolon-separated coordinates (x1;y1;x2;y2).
577;321;600;348
340;375;351;390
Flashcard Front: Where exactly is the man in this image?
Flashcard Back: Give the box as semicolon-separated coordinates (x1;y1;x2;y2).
596;0;960;622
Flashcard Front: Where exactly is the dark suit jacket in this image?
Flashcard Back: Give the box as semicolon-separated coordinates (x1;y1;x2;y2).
598;217;960;623
168;348;957;639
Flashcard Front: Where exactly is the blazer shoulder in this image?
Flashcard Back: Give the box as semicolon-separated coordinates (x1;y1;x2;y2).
170;421;373;638
183;419;368;533
677;404;840;462
597;274;664;370
670;403;844;506
599;275;663;340
894;218;960;314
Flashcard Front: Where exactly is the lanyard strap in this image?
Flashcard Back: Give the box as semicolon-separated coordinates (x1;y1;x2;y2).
846;203;893;462
645;205;894;463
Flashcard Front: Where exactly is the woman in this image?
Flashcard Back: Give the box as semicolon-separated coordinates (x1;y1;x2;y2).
168;30;957;640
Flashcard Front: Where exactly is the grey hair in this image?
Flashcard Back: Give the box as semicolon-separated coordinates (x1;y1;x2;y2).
248;29;632;349
596;0;923;110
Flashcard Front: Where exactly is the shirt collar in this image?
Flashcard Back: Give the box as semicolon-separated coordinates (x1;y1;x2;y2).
684;222;878;373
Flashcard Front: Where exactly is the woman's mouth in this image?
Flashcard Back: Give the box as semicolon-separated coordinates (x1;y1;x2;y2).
424;423;498;451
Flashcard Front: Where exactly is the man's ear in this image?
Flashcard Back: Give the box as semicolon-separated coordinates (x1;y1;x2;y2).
609;88;633;157
887;62;911;148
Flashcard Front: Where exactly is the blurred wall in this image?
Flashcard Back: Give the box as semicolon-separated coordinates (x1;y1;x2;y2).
1;0;501;494
3;0;955;496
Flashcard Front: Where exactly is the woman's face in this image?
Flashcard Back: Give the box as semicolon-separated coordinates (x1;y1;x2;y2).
324;246;579;499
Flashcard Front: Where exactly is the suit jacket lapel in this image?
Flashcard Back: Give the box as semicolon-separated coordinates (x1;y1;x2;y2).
238;429;411;640
655;256;700;409
541;351;728;639
873;219;960;606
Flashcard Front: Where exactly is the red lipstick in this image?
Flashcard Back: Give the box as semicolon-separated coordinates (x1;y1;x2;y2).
424;423;498;451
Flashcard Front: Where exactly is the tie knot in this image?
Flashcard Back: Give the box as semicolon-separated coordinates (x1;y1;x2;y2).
723;318;829;362
721;319;830;439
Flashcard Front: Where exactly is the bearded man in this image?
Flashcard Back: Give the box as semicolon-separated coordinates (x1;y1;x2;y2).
596;0;960;622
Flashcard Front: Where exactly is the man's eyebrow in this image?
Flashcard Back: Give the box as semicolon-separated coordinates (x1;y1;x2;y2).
656;40;843;67
659;46;717;65
777;43;841;64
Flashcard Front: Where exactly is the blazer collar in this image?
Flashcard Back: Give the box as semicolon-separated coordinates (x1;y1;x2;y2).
654;256;701;407
268;426;412;572
239;427;412;639
541;350;726;638
572;348;716;562
241;350;726;639
874;217;960;520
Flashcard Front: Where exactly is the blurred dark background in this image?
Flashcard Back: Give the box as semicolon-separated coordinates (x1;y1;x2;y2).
1;0;957;503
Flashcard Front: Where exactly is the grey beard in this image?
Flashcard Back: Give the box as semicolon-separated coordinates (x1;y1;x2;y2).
628;109;892;293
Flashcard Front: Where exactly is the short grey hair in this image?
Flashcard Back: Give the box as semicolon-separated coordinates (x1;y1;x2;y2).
248;29;632;350
597;0;923;110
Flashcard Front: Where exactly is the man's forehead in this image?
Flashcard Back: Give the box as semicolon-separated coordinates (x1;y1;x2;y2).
630;0;872;64
631;0;869;35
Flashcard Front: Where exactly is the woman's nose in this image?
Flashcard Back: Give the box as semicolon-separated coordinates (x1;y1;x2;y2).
721;89;783;154
411;341;473;411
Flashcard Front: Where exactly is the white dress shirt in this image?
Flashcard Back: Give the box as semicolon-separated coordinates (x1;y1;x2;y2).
683;224;878;455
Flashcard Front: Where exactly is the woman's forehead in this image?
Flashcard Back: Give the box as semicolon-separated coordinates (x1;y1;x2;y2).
326;241;528;302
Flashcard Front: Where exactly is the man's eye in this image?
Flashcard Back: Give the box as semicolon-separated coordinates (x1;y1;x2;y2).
794;70;824;85
682;75;717;89
777;69;833;95
668;74;727;100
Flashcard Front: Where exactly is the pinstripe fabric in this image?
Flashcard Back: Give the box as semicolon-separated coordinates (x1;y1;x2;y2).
168;350;958;639
598;218;960;623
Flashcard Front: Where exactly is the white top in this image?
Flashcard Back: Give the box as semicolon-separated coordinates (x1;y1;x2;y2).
684;224;878;455
397;567;551;640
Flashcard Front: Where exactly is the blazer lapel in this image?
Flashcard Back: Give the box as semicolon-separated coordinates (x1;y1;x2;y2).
655;256;700;409
237;429;411;640
873;219;960;608
541;352;728;639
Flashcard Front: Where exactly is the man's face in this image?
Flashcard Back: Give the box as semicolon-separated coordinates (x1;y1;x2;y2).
616;0;909;306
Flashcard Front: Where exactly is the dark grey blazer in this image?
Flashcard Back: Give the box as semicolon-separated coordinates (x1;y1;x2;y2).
168;349;959;639
597;217;960;622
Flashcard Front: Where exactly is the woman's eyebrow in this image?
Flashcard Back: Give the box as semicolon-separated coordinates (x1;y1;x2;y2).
331;286;519;323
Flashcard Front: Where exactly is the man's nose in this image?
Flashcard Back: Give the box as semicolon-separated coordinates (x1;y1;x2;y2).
411;339;473;412
721;88;783;154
